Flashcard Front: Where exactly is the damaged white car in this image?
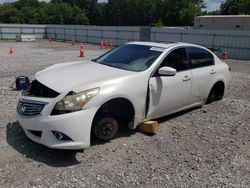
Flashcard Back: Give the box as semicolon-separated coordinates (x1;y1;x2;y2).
16;42;231;149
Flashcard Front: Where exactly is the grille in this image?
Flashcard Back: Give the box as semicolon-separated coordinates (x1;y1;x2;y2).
27;80;59;98
17;99;47;116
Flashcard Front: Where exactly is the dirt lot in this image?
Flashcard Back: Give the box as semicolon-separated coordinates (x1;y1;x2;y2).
0;40;249;187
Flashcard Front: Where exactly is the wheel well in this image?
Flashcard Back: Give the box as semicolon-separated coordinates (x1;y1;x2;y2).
212;81;225;96
211;81;225;99
93;98;135;126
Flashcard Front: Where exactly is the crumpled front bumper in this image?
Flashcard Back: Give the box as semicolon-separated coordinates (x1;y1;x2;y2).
17;98;99;150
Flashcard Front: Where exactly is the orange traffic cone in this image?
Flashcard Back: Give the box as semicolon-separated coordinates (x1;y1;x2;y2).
109;40;113;49
221;49;228;59
105;39;108;49
8;47;14;55
79;44;85;57
100;39;104;49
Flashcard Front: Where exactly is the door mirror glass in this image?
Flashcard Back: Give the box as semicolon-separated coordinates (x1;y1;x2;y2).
158;66;177;76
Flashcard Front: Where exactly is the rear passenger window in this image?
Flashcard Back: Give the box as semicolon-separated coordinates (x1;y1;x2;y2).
161;48;189;71
189;47;214;68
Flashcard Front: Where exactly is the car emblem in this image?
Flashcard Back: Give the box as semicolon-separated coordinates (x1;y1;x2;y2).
21;106;26;112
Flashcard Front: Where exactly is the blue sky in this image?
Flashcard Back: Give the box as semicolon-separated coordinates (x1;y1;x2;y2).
204;0;225;11
0;0;225;11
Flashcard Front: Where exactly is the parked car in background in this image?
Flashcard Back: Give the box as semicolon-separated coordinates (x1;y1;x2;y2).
16;42;231;149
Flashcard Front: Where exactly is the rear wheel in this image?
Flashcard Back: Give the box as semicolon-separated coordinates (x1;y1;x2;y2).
206;82;224;104
206;89;216;104
93;117;119;141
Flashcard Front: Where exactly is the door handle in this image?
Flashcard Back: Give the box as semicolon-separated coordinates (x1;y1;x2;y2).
183;75;191;82
210;69;216;74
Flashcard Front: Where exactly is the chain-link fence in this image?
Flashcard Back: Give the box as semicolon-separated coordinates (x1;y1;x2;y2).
1;24;250;60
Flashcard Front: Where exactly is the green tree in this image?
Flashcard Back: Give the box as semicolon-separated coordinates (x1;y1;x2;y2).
21;7;40;24
220;0;240;15
0;0;204;26
178;1;202;26
71;5;89;24
14;0;40;9
0;4;24;23
51;0;101;24
42;2;89;24
239;0;250;14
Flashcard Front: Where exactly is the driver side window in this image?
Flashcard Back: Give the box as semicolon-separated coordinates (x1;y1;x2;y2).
161;48;189;72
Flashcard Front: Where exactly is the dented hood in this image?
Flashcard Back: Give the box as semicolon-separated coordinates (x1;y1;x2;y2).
35;61;134;93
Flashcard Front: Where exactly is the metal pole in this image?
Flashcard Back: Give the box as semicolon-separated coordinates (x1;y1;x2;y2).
116;30;118;46
212;34;216;49
180;32;183;42
74;28;76;41
86;28;89;43
45;26;47;39
0;26;2;40
64;28;66;41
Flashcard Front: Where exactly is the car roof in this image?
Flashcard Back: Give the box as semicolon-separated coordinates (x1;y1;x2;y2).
126;41;209;51
127;41;179;48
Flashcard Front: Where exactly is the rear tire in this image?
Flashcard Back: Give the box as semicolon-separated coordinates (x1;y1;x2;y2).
206;89;216;104
93;117;119;141
206;82;224;104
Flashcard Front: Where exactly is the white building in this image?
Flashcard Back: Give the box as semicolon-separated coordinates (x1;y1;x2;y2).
194;15;250;30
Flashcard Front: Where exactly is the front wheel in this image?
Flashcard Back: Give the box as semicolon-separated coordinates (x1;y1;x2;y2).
93;117;119;141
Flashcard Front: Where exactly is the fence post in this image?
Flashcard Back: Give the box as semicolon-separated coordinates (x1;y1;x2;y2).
153;31;156;42
0;26;2;40
140;27;151;41
116;30;119;46
212;34;216;49
54;28;56;40
180;32;183;42
100;29;103;45
86;28;89;43
63;27;66;41
74;28;76;42
45;26;47;39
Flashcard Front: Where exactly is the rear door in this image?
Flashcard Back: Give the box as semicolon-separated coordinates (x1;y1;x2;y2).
147;48;192;119
188;47;216;104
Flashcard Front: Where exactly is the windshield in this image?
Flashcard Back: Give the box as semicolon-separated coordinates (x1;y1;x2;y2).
96;44;163;72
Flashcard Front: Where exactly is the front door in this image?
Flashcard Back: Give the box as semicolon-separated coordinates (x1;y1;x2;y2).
147;48;192;119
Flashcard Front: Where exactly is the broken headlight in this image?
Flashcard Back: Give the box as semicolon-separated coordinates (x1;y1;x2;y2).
51;88;99;115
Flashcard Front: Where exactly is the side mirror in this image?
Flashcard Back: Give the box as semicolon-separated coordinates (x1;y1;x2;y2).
91;58;97;62
158;66;177;76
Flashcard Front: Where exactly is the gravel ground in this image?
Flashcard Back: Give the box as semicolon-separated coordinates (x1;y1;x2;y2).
0;40;249;188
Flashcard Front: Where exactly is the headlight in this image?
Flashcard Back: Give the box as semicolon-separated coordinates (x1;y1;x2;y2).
51;88;99;115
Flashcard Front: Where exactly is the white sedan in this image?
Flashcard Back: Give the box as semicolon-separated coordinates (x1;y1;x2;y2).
16;42;231;149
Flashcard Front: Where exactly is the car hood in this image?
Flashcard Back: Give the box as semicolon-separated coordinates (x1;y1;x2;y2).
35;61;135;93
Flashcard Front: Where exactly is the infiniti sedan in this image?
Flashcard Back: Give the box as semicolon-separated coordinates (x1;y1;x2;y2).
16;42;231;149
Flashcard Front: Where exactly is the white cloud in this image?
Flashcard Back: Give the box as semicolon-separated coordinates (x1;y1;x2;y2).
204;0;225;11
0;0;15;3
